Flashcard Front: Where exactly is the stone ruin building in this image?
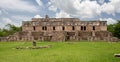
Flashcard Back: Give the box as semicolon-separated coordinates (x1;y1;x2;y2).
0;15;119;41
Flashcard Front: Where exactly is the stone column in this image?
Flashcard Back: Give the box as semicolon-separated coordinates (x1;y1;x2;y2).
33;40;36;46
92;31;95;37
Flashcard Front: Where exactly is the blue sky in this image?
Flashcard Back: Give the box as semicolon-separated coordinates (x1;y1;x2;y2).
0;0;120;28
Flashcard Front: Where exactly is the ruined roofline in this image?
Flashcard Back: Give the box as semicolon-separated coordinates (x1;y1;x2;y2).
22;20;107;22
24;19;107;22
80;20;107;22
31;18;80;21
32;16;79;19
31;15;80;22
23;15;107;22
31;15;107;22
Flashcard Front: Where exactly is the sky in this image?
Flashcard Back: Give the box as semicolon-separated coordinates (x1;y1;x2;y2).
0;0;120;28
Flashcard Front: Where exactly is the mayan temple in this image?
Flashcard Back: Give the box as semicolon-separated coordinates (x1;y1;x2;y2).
0;15;119;41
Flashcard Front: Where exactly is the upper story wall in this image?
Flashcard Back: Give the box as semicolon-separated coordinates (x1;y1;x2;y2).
22;15;107;32
22;21;107;32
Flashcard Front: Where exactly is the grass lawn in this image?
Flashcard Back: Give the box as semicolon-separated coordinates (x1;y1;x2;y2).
0;41;120;62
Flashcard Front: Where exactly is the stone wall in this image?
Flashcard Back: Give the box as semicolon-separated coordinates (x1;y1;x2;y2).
0;31;119;42
0;16;119;42
22;16;107;32
0;37;7;41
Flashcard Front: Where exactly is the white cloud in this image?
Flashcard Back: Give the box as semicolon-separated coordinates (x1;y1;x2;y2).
36;0;43;6
50;0;101;19
55;11;71;18
34;15;42;18
0;9;8;15
77;1;101;18
101;1;115;15
97;0;120;15
49;0;120;19
0;0;43;28
11;15;31;21
0;0;39;13
48;1;57;12
49;5;57;12
98;0;105;4
0;10;2;15
2;18;17;25
2;18;20;27
99;18;117;25
48;1;52;5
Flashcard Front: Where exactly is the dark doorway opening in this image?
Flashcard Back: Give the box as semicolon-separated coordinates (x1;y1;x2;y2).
72;26;75;30
93;26;95;30
62;26;65;30
33;26;35;31
53;26;55;30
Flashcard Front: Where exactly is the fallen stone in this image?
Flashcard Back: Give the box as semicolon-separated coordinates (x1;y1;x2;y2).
114;54;120;57
15;45;51;49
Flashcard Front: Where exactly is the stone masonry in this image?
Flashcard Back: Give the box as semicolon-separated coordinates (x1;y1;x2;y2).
0;15;119;41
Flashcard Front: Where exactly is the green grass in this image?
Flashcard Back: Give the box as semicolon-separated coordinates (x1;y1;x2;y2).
0;41;120;62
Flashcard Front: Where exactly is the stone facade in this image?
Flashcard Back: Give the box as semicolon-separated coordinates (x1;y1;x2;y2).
0;15;119;41
22;15;107;32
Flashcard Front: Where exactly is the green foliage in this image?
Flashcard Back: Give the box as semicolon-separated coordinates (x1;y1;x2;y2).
113;21;120;39
107;21;120;39
0;42;120;62
107;24;115;33
0;24;21;37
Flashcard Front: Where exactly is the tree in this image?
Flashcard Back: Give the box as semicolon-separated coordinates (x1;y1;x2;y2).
107;21;120;39
107;24;115;33
113;21;120;39
0;24;22;37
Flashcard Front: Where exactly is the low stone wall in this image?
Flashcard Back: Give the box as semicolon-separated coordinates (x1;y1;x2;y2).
51;31;65;41
0;37;7;41
0;31;119;42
